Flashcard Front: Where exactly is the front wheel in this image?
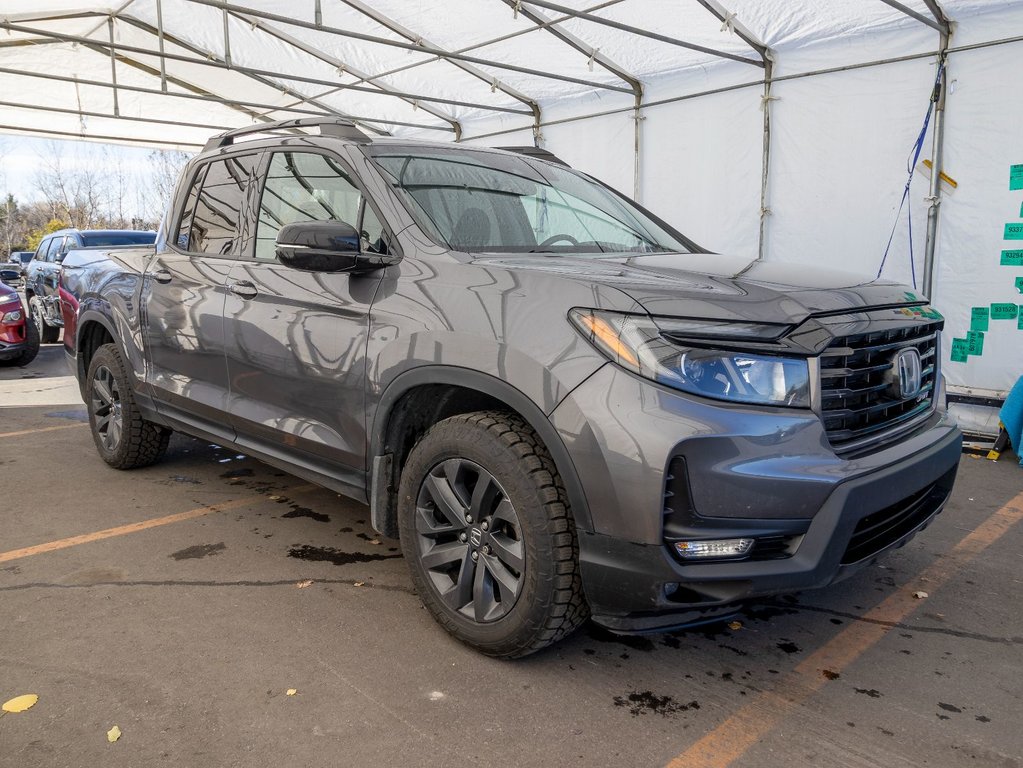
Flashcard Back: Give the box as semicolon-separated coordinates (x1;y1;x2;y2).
85;343;171;469
398;411;588;658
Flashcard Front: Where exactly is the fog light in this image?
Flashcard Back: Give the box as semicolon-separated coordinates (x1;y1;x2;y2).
674;538;754;559
1;310;22;323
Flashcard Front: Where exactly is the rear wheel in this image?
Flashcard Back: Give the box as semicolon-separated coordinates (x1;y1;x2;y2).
12;317;39;366
29;296;59;343
398;411;588;658
86;343;171;469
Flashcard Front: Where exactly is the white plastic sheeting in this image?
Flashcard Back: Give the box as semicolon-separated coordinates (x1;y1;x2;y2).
1;1;1021;431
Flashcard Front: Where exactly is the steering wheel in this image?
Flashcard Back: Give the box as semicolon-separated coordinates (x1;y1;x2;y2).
538;233;579;248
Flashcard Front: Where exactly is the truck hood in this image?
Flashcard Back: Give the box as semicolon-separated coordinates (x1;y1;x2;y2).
481;252;926;324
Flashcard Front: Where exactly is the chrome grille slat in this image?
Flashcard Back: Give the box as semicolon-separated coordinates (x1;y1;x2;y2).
818;322;939;455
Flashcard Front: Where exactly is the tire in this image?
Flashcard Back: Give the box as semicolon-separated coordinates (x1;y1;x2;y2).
12;317;39;366
398;411;588;658
29;296;60;344
85;343;171;469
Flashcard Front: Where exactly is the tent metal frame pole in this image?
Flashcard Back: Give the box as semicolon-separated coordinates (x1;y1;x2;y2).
0;98;236;133
182;0;634;94
107;17;120;117
521;0;763;67
876;0;946;33
230;11;464;139
0;66;454;133
339;0;623;97
921;0;952;299
222;4;232;68
694;0;773;260
0;123;205;149
336;0;540;136
155;0;167;92
502;1;643;193
0;19;530;118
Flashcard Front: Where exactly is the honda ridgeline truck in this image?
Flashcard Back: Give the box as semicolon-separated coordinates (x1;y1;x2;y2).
59;118;961;658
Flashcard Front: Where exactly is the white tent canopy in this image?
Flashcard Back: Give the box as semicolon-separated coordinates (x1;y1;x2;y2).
2;1;1022;432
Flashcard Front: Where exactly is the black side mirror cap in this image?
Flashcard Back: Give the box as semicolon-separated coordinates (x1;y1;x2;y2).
275;221;398;273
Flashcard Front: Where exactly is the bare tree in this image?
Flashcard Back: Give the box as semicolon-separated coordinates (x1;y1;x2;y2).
33;141;108;229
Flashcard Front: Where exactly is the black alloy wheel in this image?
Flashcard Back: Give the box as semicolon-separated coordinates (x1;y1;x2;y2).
415;458;525;623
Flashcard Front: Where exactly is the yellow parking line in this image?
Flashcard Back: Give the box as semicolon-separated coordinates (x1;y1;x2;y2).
0;423;88;439
0;500;253;564
666;490;1023;768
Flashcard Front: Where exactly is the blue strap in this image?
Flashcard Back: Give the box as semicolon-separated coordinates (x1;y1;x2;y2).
877;62;944;286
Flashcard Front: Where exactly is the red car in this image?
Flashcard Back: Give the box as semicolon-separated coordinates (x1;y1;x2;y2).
0;280;39;367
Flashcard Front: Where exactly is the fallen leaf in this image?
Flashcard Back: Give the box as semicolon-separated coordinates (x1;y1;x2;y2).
368;539;381;545
286;689;298;696
296;580;313;589
107;725;121;743
353;581;365;587
728;621;742;631
269;495;282;500
2;694;38;713
913;591;928;599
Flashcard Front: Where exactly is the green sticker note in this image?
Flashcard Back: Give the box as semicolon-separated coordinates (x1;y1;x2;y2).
970;307;990;331
966;330;985;356
1012;164;1023;191
1019;313;1023;330
950;338;969;362
991;302;1020;320
1006;223;1023;240
1003;250;1023;266
1016;277;1023;295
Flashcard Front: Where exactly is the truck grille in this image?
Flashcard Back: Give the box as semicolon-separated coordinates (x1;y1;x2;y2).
819;323;937;453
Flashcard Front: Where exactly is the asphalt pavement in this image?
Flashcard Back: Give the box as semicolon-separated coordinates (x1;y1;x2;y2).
1;344;1021;767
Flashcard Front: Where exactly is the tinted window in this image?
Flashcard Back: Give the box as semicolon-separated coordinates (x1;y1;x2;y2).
254;152;363;261
44;237;64;262
175;164;207;250
81;233;156;247
188;154;259;255
360;202;389;255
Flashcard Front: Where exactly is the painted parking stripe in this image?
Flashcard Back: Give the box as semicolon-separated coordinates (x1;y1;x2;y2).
0;423;88;439
666;490;1023;768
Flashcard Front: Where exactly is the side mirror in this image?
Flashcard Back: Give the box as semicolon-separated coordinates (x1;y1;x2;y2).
275;220;361;272
0;268;20;285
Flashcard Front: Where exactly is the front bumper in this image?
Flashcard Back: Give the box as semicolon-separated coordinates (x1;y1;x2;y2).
550;364;962;632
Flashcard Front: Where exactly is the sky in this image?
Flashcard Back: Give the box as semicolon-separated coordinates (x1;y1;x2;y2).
0;134;194;217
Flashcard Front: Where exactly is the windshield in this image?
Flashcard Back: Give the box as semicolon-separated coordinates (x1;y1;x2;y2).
366;145;695;256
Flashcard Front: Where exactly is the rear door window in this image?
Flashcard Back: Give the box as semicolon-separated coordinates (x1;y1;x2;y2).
185;154;259;256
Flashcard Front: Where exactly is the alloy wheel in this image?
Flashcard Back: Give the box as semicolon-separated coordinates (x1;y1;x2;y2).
415;458;525;623
91;365;124;452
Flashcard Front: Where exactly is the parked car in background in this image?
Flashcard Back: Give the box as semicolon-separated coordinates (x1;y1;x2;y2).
60;118;961;658
25;228;156;342
0;280;39;367
7;251;35;275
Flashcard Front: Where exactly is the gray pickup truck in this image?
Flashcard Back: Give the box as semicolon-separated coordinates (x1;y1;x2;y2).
60;117;961;658
25;228;155;342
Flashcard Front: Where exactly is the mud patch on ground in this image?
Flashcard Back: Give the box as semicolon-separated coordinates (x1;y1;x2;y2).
613;691;700;718
287;545;399;566
282;505;330;523
854;687;883;698
221;468;254;479
170;543;227;560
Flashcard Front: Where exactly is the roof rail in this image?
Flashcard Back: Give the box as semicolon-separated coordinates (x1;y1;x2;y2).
203;117;371;151
495;146;570;167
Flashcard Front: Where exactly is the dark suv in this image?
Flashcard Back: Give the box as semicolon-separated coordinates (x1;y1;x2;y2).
25;228;155;342
61;118;961;657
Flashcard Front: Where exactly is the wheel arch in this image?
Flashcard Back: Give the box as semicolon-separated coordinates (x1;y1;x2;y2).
369;366;593;538
74;312;118;398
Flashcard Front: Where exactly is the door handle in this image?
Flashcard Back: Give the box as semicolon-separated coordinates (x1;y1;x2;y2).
229;280;258;299
152;269;172;284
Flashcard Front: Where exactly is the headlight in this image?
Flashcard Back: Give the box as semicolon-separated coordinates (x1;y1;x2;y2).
1;309;22;323
569;308;810;408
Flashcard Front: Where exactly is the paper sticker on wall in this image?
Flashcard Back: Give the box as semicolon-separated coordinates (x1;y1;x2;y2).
1003;250;1023;266
1018;313;1023;330
1016;277;1023;294
991;302;1019;320
1005;223;1023;240
950;338;969;362
966;330;985;356
1012;163;1023;191
970;307;990;331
